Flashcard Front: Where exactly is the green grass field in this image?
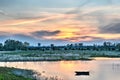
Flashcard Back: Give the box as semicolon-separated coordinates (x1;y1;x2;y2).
0;67;34;80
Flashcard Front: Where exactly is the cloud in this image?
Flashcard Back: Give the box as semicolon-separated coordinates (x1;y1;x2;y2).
100;22;120;34
66;0;91;14
0;10;6;15
13;14;45;20
60;36;104;42
0;12;66;26
0;0;120;44
31;30;61;38
0;35;8;39
80;36;103;39
0;31;11;40
12;33;70;45
10;12;57;20
12;34;35;40
0;32;39;45
0;31;13;38
0;31;35;41
0;31;10;35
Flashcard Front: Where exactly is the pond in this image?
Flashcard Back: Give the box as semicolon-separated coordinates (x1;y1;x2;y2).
0;58;120;80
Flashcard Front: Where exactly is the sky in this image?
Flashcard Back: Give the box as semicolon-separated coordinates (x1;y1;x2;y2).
0;0;120;46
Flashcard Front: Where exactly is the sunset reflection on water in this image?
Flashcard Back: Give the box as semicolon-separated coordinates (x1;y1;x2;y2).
0;59;120;80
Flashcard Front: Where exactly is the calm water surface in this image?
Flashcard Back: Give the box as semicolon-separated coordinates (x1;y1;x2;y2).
0;58;120;80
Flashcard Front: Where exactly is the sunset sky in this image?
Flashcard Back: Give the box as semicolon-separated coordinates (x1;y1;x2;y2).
0;0;120;45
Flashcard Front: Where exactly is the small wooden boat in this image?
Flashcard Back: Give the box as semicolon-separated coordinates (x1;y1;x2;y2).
75;71;89;76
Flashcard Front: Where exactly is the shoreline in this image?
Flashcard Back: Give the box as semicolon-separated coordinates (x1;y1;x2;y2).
0;57;120;62
0;58;93;62
0;50;120;62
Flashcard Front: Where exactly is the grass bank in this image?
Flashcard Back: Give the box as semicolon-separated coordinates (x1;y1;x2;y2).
0;67;35;80
0;67;64;80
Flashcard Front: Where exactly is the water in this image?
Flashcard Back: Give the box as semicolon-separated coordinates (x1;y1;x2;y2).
0;58;120;80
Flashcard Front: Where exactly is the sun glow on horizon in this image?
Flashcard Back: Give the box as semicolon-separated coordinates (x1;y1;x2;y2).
0;0;120;44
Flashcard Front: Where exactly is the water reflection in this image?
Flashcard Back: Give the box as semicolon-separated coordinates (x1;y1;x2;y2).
0;59;120;80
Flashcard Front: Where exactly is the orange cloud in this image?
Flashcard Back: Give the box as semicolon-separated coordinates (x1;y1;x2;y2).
0;6;120;42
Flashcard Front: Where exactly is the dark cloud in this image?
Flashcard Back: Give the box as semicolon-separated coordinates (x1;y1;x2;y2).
0;31;119;46
0;31;61;42
100;23;120;34
0;33;68;46
31;30;61;37
12;34;35;40
80;36;103;40
61;36;103;41
13;33;70;46
0;32;33;41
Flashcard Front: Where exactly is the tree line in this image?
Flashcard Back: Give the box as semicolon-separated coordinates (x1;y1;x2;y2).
0;39;120;51
0;39;29;51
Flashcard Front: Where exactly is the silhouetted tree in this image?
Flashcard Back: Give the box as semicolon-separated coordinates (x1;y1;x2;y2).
4;39;16;50
24;42;29;46
22;42;30;50
4;39;29;51
116;43;120;51
0;43;3;51
50;44;55;50
38;43;41;47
